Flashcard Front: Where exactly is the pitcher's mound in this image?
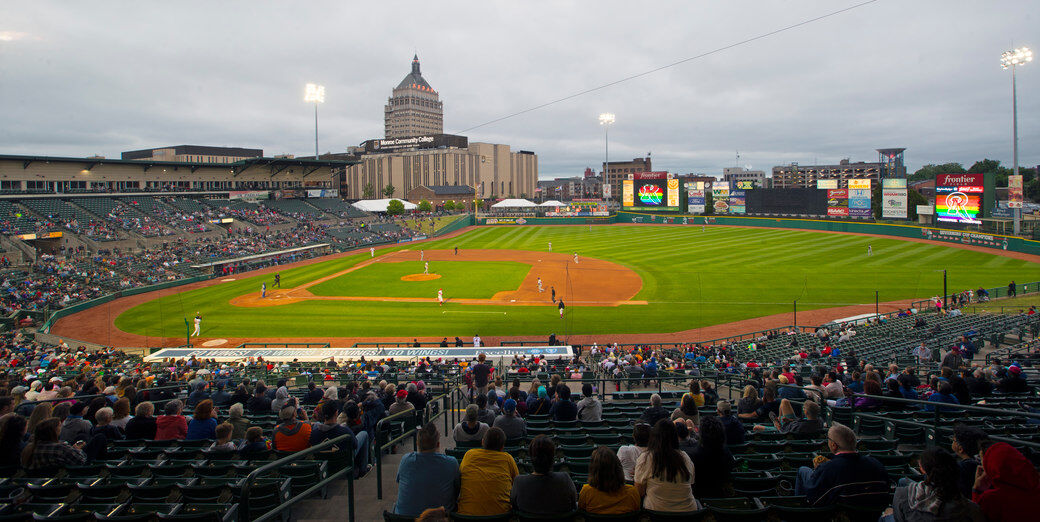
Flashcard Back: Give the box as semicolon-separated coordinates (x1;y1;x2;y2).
202;339;228;347
401;273;441;281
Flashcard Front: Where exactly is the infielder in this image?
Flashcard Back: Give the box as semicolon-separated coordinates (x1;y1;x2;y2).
558;300;565;318
438;288;444;306
192;313;202;337
537;277;543;292
424;261;429;275
573;253;579;264
548;241;552;252
370;247;375;258
420;249;424;261
551;286;556;303
274;273;280;288
261;282;266;298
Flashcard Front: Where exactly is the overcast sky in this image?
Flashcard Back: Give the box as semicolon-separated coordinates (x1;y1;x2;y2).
0;1;1036;179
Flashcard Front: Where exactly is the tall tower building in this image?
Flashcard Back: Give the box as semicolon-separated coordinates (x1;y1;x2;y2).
384;55;444;138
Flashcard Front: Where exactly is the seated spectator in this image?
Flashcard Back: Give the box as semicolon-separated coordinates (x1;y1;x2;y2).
854;380;885;410
156;400;188;440
456;427;519;516
887;447;983;522
186;399;217;440
227;403;251;440
511;435;577;515
91;407;125;442
492;399;526;441
271;387;290;412
248;386;272;414
635;419;697;512
474;394;496;425
185;382;210;408
209;423;236;452
59;402;92;443
671;393;700;425
527;386;551;416
453;405;489;444
110;398;132;429
638;394;671;427
795;422;888;505
951;423;987;498
739;388;779;421
22;418;86;470
272;405;311;452
755;399;825;435
675;420;697;458
239;426;270;456
972;441;1040;521
124;401;157;440
394;423;461;517
210;382;232;406
777;375;805;400
579;446;642;515
691;416;735;499
389;389;415;415
0;413;27;468
617;423;651;481
716;400;745;445
925;382;960;413
576;383;602;422
550;384;578;422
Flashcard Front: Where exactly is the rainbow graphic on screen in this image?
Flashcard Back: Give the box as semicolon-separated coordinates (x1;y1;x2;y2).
638;184;663;205
936;191;981;224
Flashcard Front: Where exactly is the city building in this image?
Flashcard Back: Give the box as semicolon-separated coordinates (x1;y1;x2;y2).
341;134;537;203
384;55;444;139
405;184;475;207
121;145;262;164
771;148;907;189
537;173;603;201
722;167;766;188
603;156;652;199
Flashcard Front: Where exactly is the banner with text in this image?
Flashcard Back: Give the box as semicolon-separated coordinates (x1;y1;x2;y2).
848;188;872;218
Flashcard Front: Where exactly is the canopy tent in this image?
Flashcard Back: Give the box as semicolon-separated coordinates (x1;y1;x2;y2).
351;198;418;212
539;200;566;207
490;198;538;208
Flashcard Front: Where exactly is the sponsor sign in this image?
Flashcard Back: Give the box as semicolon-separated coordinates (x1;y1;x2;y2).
735;181;755;190
882;178;907;189
602;183;611;199
817;179;839;190
484;218;527;225
847;179;872;190
917;205;934;216
729;190;747;214
827;207;850;217
1009;175;1024;209
936;173;984;224
827;188;848;216
712;182;731;214
687;189;705;213
622;179;634;207
306;189;339;198
230;190;269;201
991;206;1013;218
667;178;680;207
145;345;574;363
362;134;468;153
848;188;872;218
882;189;908;219
921;228;1006;249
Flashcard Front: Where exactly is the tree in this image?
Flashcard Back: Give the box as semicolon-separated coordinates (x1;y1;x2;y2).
362;183;375;199
907;188;927;220
443;200;456;211
1026;178;1040;202
386;199;405;216
968;159;1014;187
383;184;396;198
473;199;484;212
703;192;714;215
418;199;432;212
909;163;965;182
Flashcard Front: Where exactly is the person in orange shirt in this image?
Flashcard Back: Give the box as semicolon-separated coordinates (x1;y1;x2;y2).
271;404;311;452
455;427;518;516
579;446;642;515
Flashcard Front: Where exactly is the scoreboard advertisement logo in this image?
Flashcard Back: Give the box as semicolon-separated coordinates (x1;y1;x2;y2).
936;173;984;224
1009;175;1024;209
623;172;680;211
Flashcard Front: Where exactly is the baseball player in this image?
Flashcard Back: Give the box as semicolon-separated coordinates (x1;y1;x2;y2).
537;277;543;292
558;300;565;318
454;246;458;256
438;288;444;306
370;247;375;258
867;244;873;256
192;313;202;337
573;253;579;264
274;273;280;288
424;261;429;275
551;286;556;303
548;241;552;252
261;282;266;298
420;249;424;261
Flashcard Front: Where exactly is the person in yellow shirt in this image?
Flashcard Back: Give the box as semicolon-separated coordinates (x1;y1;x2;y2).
579;446;642;515
455;427;518;516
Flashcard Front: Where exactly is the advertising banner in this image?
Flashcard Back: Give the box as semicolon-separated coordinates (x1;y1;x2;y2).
146;345;573;363
729;189;747;214
917;205;934;216
848;179;872;190
921;228;1006;249
882;178;907;189
712;182;731;214
735;181;755;190
848;188;872;218
827;189;848;216
936;173;984;224
1009;175;1024;209
687;189;705;213
882;189;908;219
602;183;611;199
817;179;839;190
667;178;680;207
306;189;339;198
622;179;633;207
230;190;269;201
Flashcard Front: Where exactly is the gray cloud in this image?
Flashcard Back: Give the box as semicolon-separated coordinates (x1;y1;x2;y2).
0;1;1036;179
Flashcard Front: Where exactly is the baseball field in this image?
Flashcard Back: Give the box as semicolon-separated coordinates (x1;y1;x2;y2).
98;225;1040;344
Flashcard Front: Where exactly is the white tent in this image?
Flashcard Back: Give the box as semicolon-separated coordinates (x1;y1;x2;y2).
490;198;538;208
351;198;418;212
539;200;566;207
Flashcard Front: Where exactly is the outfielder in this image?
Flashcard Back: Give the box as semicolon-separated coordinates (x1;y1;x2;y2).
192;313;202;337
261;282;266;298
370;247;375;258
548;241;552;252
420;249;424;261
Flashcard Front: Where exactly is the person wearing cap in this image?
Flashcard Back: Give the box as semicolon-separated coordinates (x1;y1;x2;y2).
492;399;526;441
997;365;1029;393
389;389;415;415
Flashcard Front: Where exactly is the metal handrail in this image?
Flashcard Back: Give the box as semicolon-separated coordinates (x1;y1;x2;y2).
241;431;357;522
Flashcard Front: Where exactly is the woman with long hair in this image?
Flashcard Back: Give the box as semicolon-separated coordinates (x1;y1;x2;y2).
579;446;641;514
25;402;53;441
889;447;982;521
110;398;132;429
22;418;86;471
671;393;700;425
691;416;735;499
634;418;696;512
0;413;27;468
186;399;217;440
737;385;761;415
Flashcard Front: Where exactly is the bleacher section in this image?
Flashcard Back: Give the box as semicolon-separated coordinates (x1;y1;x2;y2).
0;200;45;236
261;199;324;220
306;198;367;219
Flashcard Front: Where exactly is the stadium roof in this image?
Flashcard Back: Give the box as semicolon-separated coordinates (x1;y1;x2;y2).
491;198;537;208
539;200;566;207
121;145;263;160
352;198;417;212
0;154;355;172
424;185;475;196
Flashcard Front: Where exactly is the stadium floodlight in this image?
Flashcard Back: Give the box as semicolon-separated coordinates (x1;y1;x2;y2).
599;113;615;205
304;83;325;158
1000;47;1030;235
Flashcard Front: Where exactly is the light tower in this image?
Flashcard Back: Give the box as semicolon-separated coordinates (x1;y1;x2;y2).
1001;47;1032;235
304;83;325;158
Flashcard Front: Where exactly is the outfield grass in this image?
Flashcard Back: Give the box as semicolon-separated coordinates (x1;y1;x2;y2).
308;260;530;298
114;225;1040;339
962;294;1040;314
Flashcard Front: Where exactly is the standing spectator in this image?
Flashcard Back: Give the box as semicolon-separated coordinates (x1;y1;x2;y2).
972;441;1040;521
272;405;311;452
511;435;577;516
576;383;602;422
186;399;217;440
635;419;697;512
492;399;526;441
155;400;188;440
456;427;519;516
453;405;489;444
124;402;157;440
887;448;983;522
579;446;642;515
618;423;651;481
394;423;461;517
471;353;492;396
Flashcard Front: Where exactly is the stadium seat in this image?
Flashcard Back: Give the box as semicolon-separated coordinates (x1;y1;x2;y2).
760;496;834;522
643;508;707;521
449;513;512;522
577;511;641;522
